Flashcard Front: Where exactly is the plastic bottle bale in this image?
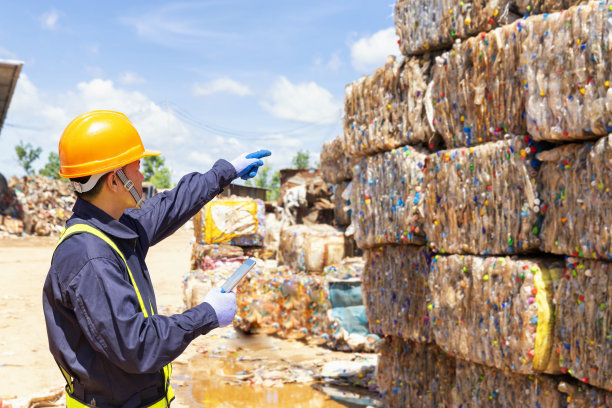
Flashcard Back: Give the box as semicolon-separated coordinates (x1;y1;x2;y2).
351;146;428;249
538;135;612;259
429;254;564;374
452;359;564;407
320;136;353;184
332;181;352;227
423;136;542;255
557;378;612;407
395;0;521;56
343;56;433;158
362;245;433;342
521;2;612;142
278;224;345;272
553;257;612;391
377;336;455;408
430;22;525;148
203;198;258;244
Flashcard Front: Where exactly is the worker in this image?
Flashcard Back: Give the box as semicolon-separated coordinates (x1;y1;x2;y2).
42;110;270;408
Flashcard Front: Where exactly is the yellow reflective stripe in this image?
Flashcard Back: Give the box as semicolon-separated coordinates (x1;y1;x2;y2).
59;366;74;394
58;224;150;317
65;388;174;408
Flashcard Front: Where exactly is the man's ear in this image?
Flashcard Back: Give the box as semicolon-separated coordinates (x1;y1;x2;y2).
106;172;122;193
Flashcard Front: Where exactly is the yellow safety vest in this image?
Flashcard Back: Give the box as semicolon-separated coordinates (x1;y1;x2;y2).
54;223;175;408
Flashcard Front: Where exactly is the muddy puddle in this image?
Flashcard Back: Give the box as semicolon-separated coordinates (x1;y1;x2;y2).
174;328;380;407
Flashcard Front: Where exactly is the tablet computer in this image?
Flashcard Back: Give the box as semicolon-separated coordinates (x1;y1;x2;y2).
221;258;256;293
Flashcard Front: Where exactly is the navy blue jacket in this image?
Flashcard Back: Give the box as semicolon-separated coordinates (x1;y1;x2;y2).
43;159;236;407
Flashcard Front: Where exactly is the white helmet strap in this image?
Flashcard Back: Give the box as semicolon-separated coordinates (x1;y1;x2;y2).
114;168;145;209
71;171;111;193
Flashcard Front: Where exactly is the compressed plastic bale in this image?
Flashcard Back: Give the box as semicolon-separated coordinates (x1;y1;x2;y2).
320;136;353;184
558;379;612;407
362;245;433;342
429;254;563;374
183;257;249;309
395;0;519;56
521;2;612;142
538;135;612;259
513;0;585;14
423;136;542;255
376;336;455;408
278;224;345;272
429;22;525;148
452;359;564;407
231;199;266;247
323;256;364;280
351;146;427;249
235;266;331;341
343;56;433;158
203;199;258;244
190;242;244;270
331;181;352;227
553;257;612;391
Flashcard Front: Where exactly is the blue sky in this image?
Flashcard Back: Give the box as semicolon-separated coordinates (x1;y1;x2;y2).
0;1;400;181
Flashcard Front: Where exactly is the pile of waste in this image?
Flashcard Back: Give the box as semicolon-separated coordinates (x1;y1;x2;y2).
0;174;74;237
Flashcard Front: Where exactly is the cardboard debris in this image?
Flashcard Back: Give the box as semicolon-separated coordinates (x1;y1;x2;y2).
522;2;612;142
235;265;331;341
452;359;563;407
557;379;612;407
430;21;524;148
331;181;351;227
363;245;433;343
423;136;542;255
376;336;455;408
429;254;563;374
278;224;345;272
538;135;612;259
553;257;612;391
343;56;433;158
4;175;75;236
351;145;428;249
320;136;353;184
395;0;581;56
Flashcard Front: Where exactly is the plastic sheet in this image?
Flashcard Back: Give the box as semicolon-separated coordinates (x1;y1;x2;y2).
343;56;433;158
278;224;345;272
376;336;455;408
553;257;612;391
521;1;612;142
331;181;351;227
429;22;525;148
429;254;563;374
452;359;563;407
235;266;331;341
320;136;353;184
362;245;433;342
423;136;542;255
538;135;612;259
351;146;428;249
395;0;518;56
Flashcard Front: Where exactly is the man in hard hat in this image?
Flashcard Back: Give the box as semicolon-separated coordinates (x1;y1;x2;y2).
42;110;270;408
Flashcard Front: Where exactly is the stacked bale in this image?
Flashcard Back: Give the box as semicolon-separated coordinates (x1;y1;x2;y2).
335;0;612;405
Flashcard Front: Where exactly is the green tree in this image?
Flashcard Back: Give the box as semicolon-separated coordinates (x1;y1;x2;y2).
292;150;310;169
142;156;171;189
15;140;42;175
39;152;62;179
245;166;280;201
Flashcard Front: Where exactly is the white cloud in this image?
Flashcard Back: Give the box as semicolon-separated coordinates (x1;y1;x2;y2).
350;27;400;73
261;77;342;125
119;71;146;85
193;78;252;96
40;10;60;30
0;46;18;60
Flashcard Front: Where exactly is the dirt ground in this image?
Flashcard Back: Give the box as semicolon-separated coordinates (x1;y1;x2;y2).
0;226;199;406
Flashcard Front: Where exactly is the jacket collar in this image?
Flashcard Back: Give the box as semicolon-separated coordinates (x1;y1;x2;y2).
69;198;139;240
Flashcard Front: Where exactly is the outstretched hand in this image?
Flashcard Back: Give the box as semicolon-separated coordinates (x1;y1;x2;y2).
231;149;271;180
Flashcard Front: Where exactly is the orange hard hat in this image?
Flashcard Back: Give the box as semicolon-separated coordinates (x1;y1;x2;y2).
58;110;161;178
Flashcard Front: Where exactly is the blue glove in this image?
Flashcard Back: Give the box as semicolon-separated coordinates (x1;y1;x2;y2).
230;149;271;180
203;287;237;327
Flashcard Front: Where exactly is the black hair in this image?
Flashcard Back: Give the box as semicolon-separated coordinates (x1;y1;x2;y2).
70;173;111;200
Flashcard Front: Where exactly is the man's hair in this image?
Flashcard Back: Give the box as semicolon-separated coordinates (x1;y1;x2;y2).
70;173;110;201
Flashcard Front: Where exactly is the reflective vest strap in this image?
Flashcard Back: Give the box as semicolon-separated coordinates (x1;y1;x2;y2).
57;224;150;318
59;364;74;394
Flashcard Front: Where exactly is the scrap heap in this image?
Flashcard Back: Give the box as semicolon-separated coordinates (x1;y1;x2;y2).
0;174;75;237
322;0;612;406
185;176;379;353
